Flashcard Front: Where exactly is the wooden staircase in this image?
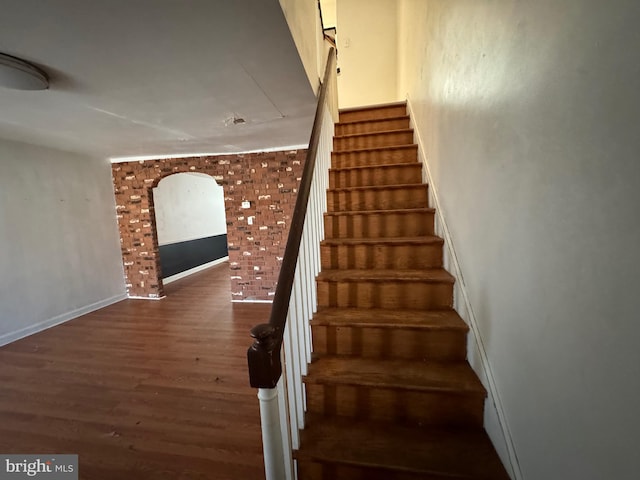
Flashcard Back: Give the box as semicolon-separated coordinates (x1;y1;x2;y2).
294;103;510;479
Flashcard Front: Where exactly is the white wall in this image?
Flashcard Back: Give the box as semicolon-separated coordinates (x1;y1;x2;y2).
337;0;400;108
398;1;640;479
153;173;227;246
0;138;125;345
153;173;227;245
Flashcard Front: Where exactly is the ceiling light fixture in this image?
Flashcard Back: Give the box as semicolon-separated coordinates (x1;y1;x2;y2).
0;53;49;90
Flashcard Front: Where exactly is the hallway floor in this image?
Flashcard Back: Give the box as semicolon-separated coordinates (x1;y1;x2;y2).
0;263;268;480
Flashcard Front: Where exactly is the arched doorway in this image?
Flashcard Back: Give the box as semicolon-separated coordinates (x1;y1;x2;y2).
153;172;228;287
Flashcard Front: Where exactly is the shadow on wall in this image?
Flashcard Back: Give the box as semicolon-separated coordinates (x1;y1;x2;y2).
153;173;229;283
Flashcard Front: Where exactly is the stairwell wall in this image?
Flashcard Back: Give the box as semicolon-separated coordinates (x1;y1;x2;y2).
398;1;640;479
279;0;324;93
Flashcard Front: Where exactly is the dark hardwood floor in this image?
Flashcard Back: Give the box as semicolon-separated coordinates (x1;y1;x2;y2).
0;263;269;480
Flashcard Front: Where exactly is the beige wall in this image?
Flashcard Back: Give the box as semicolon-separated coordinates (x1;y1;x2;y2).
337;0;400;108
320;0;337;28
398;1;640;479
279;0;324;92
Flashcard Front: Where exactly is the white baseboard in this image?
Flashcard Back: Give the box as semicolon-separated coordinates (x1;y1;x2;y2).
162;256;229;285
0;293;128;347
406;96;523;480
127;295;166;300
231;299;274;304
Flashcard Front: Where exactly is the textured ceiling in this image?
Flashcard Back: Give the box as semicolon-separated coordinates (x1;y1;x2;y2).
0;0;316;159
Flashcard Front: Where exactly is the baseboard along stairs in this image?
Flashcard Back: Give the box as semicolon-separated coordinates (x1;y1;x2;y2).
294;102;511;479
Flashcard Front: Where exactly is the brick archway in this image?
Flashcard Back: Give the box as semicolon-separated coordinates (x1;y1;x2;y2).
111;150;306;300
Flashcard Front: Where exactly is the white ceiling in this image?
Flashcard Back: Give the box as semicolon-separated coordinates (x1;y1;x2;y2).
0;0;317;159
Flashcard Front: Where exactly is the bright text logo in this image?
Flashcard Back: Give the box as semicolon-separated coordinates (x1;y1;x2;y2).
0;456;77;480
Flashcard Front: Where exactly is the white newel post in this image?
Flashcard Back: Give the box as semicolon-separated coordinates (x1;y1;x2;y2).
258;387;286;480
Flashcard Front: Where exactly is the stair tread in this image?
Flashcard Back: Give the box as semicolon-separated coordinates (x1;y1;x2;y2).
339;101;407;114
322;235;442;246
336;114;410;127
305;356;485;395
324;207;435;217
330;162;420;172
328;183;427;193
334;128;414;140
296;415;510;479
312;307;468;330
332;143;418;155
318;268;455;283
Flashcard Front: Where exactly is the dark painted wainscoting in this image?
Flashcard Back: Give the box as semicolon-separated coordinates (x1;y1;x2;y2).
159;234;228;278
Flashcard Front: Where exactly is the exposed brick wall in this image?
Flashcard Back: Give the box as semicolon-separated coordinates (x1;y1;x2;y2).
111;150;306;300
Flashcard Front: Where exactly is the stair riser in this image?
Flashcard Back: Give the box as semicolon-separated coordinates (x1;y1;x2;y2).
297;461;450;480
334;131;414;152
324;211;435;239
340;105;407;123
305;383;484;428
336;117;410;136
329;164;422;189
327;186;428;212
332;147;418;169
317;281;453;309
321;243;442;270
312;325;467;361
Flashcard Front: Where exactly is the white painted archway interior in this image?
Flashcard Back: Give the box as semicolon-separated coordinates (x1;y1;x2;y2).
153;173;228;284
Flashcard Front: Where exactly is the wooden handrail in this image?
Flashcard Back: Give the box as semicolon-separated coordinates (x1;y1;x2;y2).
323;33;337;48
247;47;337;389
